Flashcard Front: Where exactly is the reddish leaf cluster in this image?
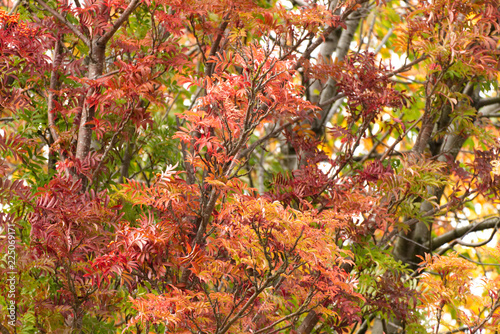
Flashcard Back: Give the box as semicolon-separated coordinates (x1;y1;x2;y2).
335;52;410;123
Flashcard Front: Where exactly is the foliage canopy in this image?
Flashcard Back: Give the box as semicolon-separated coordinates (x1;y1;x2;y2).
1;0;500;333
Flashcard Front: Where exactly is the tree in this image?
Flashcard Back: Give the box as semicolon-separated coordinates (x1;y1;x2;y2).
1;0;500;333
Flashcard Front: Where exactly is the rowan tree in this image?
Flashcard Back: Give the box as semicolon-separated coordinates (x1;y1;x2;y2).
0;0;500;333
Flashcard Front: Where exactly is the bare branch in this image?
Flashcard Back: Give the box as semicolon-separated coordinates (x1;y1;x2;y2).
290;0;309;7
385;55;429;78
97;70;119;79
373;27;394;54
318;93;345;109
457;254;500;267
440;326;469;334
477;96;500;109
430;217;500;251
380;114;423;161
455;227;498;247
239;114;309;159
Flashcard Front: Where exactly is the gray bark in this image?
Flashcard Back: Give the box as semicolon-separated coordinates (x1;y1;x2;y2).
430;216;500;251
72;0;140;186
47;37;63;173
373;86;481;334
394;87;479;270
311;6;368;136
295;4;370;333
75;39;106;162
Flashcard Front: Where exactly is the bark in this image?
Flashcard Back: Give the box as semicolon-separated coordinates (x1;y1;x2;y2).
295;4;369;333
47;37;63;173
394;89;479;270
284;136;298;170
47;37;62;144
72;309;83;334
430;216;500;251
119;141;133;183
297;311;320;334
308;0;342;106
258;149;265;194
477;96;500;108
372;86;481;334
75;39;106;163
72;0;139;183
0;323;10;334
311;6;367;136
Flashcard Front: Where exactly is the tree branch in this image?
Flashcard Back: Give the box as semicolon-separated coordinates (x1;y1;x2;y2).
219;272;282;334
476;96;500;109
430;217;500;251
8;0;21;14
297;310;320;334
205;14;231;77
48;36;63;143
239;113;310;160
439;326;469;334
33;0;90;46
385;55;429;78
99;0;141;44
373;27;394;54
293;0;369;70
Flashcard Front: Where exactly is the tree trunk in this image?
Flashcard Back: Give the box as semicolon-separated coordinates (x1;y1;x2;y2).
75;40;106;162
372;85;480;334
311;6;367;136
296;4;369;333
119;140;133;183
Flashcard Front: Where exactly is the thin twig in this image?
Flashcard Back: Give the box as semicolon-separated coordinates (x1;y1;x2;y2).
374;27;394;54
